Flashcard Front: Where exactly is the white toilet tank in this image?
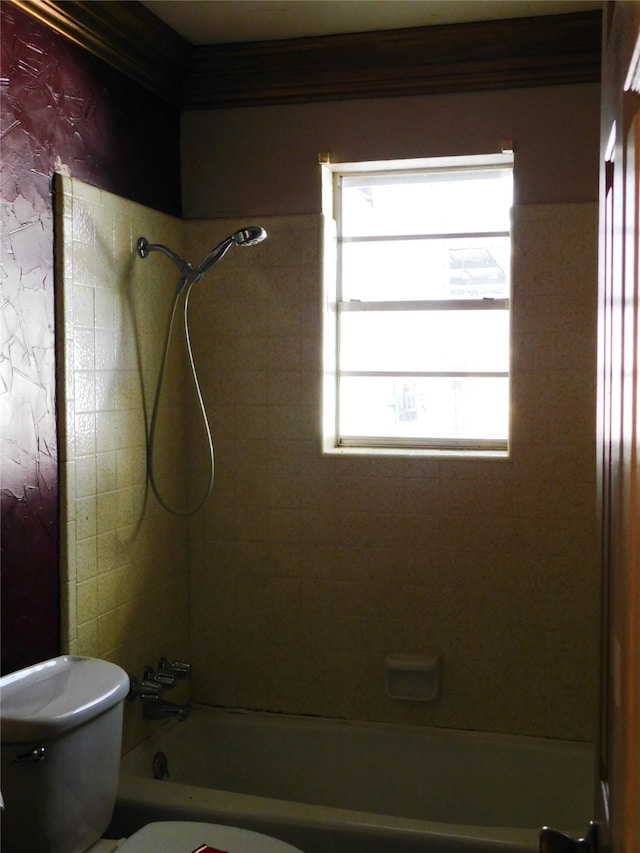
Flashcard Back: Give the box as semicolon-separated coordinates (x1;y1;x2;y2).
0;656;130;853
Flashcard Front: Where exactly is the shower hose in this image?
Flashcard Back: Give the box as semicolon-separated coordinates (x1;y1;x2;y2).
148;276;214;516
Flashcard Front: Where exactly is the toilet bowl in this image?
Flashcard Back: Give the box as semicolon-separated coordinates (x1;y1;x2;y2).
99;821;302;852
0;657;303;853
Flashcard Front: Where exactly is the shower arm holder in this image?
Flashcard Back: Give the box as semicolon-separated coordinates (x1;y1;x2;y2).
137;237;197;288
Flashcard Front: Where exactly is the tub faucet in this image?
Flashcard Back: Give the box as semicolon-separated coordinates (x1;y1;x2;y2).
143;699;191;722
128;659;192;722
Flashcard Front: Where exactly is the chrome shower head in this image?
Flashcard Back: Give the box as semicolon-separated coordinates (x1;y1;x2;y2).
232;226;267;247
196;226;267;278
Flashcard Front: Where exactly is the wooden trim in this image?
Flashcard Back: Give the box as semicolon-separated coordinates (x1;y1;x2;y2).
9;2;601;110
9;0;191;106
184;10;602;109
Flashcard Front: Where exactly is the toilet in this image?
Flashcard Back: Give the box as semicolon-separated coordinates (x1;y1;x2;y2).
0;656;303;853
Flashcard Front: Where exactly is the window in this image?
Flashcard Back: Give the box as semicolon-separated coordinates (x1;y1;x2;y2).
323;154;513;455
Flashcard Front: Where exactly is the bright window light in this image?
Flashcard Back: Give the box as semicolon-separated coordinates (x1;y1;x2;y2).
324;155;513;454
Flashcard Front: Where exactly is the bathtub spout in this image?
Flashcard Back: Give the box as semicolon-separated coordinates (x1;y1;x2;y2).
143;699;191;722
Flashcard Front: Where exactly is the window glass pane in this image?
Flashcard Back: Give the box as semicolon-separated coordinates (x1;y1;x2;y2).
329;156;513;452
341;236;510;301
339;310;509;373
341;169;513;237
339;376;509;441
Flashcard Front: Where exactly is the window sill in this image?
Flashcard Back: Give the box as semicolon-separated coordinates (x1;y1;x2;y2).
323;445;511;460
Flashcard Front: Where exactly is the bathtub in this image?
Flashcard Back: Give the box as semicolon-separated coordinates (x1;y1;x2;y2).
109;706;594;853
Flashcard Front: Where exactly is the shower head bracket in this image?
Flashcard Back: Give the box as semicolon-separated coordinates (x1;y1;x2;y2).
137;237;195;280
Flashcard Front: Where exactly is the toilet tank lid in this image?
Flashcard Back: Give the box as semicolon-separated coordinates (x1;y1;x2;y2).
0;656;129;743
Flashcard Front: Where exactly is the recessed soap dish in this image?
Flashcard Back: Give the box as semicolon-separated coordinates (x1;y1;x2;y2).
385;653;441;701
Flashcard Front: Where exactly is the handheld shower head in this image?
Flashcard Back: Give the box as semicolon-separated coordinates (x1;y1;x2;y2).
196;226;267;278
233;226;267;247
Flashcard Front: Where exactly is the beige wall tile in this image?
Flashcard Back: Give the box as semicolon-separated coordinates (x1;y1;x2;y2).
56;177;190;751
57;177;599;747
186;207;599;741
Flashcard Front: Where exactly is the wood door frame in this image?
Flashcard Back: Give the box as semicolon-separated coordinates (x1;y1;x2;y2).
596;2;640;849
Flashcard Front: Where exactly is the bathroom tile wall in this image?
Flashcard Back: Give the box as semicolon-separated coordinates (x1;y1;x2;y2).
56;176;190;751
54;182;598;743
185;204;599;741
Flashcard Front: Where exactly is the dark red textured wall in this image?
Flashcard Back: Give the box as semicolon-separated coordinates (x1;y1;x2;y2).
0;3;182;674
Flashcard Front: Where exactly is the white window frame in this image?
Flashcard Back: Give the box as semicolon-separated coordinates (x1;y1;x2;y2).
322;154;514;457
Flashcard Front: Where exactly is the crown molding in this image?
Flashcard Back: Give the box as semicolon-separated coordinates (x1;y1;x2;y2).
8;0;190;106
184;10;602;109
8;2;601;110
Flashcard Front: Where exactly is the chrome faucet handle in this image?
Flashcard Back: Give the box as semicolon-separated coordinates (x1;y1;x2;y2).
128;675;163;702
145;666;177;689
140;679;164;702
158;657;191;679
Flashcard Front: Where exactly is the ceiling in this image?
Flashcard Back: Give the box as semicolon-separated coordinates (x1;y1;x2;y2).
139;0;602;45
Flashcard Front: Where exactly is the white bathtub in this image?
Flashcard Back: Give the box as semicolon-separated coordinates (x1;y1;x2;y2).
109;706;594;853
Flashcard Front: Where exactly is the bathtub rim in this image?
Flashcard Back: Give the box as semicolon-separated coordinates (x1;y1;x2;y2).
114;773;542;851
122;703;596;763
116;704;594;851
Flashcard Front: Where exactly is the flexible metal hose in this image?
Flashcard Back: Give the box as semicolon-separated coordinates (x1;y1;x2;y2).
147;277;214;516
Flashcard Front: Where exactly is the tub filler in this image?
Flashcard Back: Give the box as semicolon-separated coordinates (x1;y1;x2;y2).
109;707;594;853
